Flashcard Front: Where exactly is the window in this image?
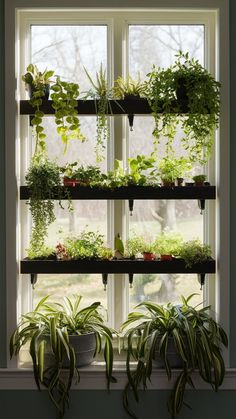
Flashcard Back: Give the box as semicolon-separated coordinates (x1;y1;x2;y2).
5;6;230;367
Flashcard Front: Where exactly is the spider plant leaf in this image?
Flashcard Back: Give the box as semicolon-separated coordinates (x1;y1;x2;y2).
38;339;46;382
50;317;57;355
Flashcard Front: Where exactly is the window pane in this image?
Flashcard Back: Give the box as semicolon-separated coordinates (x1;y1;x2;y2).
128;25;205;308
30;25;108;310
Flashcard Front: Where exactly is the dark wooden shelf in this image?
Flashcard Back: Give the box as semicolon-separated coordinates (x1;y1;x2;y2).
20;99;153;115
20;185;216;200
21;258;215;275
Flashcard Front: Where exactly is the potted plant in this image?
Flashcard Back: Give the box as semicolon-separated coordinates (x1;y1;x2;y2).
141;241;156;261
125;235;144;259
192;174;207;186
154;230;183;260
56;230;106;260
125;153;156;186
84;64;112;162
22;64;54;155
22;63;54;99
146;51;220;165
178;239;212;268
157;156;192;186
51;76;85;153
10;295;115;419
60;162;106;187
25;158;65;259
121;294;228;419
113;74;146;99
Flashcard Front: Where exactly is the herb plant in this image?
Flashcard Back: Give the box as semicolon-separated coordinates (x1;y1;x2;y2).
154;231;183;256
121;294;228;419
57;231;106;260
178;239;212;268
10;295;115;419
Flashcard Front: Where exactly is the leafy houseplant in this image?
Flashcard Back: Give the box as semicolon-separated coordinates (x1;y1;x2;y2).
147;52;220;164
51;76;85;153
178;239;212;268
60;162;106;186
192;174;207;186
113;74;146;99
121;294;228;419
25;158;64;259
158;156;191;186
10;295;115;419
125;236;144;259
126;154;156;186
154;231;183;260
84;64;111;162
56;230;109;260
22;64;54;155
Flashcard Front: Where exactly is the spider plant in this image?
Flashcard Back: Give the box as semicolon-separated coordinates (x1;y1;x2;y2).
121;294;228;419
10;295;115;419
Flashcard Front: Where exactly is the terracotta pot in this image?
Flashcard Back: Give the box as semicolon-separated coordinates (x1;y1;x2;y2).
143;252;156;261
160;255;172;261
63;177;80;187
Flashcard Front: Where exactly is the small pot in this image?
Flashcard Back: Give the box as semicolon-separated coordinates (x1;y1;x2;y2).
63;177;80;187
124;93;141;100
176;177;184;186
143;252;156;261
194;181;205;187
185;182;194;187
27;83;50;100
160;255;172;261
162;179;175;187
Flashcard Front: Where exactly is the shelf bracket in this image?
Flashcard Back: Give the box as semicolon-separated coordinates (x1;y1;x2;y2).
198;199;205;215
30;273;38;287
102;273;108;291
129;273;134;288
197;273;205;290
127;114;134;131
129;199;134;216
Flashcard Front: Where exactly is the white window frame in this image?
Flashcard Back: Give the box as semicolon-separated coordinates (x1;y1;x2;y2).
4;2;230;371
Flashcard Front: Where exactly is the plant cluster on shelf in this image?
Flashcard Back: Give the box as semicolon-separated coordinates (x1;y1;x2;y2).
22;50;220;164
25;227;213;270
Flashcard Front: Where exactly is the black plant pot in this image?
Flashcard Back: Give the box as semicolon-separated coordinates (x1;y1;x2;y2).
27;83;50;100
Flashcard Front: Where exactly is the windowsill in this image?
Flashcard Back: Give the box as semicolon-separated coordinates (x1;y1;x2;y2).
0;364;236;390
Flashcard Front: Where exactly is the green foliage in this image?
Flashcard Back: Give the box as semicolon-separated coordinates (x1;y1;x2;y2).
125;236;144;258
22;64;54;155
10;295;115;418
147;51;220;164
84;64;111;162
126;154;156;185
178;239;212;268
51;76;85;153
192;174;207;184
58;231;106;260
154;231;183;256
25;158;63;258
60;162;106;185
158;156;192;183
114;233;125;257
121;294;228;419
113;74;146;98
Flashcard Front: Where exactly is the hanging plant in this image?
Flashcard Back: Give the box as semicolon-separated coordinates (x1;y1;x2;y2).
146;51;220;164
83;64;111;162
25;158;64;259
22;64;54;155
51;76;85;153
